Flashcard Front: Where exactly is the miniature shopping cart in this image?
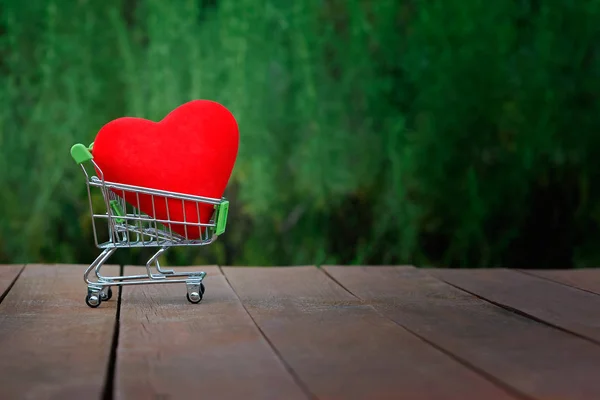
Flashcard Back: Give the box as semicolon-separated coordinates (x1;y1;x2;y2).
70;143;229;308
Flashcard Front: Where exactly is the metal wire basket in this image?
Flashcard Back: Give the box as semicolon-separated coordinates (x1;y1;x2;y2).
71;143;230;308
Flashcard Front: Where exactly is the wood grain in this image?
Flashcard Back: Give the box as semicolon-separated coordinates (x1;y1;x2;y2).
0;264;24;300
429;268;600;343
519;268;600;295
0;264;119;400
222;266;516;400
325;265;600;400
116;266;308;400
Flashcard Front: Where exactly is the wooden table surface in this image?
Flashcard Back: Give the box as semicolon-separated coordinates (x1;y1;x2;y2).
1;264;599;400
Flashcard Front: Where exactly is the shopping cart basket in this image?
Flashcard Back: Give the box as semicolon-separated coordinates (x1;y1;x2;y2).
70;143;230;308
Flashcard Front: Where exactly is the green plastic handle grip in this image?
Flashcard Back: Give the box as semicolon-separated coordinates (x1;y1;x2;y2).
215;200;229;235
71;143;94;164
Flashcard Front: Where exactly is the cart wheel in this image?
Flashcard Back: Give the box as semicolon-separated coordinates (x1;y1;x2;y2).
186;291;203;304
100;287;113;301
86;293;102;308
200;283;206;295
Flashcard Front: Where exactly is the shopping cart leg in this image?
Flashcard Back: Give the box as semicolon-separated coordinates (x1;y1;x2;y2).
154;247;175;275
145;246;169;280
84;248;117;308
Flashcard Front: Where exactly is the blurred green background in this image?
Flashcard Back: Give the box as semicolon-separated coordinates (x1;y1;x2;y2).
1;0;600;269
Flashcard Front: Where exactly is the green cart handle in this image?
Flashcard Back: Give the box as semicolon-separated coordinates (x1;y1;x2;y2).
71;142;94;164
214;200;229;235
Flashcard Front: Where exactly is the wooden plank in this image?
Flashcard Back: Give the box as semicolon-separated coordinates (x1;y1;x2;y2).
519;268;600;295
429;268;600;343
116;266;308;400
0;264;24;300
0;264;119;400
325;265;600;400
222;266;517;400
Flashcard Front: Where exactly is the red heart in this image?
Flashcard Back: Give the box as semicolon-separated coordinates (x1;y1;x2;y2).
92;100;239;239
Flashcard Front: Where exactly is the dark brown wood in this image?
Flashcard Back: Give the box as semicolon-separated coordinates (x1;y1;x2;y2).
0;264;119;400
222;266;516;400
0;264;23;300
116;266;308;400
429;268;600;343
5;264;600;400
325;265;600;400
519;268;600;295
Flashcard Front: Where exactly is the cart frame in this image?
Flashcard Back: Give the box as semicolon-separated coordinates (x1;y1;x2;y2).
70;143;230;308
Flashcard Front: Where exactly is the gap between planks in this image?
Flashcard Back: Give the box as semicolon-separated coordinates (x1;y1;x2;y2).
103;265;123;400
428;267;600;345
0;264;25;303
516;268;600;296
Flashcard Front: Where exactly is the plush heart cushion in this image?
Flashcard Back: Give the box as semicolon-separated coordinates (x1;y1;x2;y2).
92;100;239;239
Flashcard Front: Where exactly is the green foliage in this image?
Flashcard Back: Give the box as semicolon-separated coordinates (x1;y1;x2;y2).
1;0;599;268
